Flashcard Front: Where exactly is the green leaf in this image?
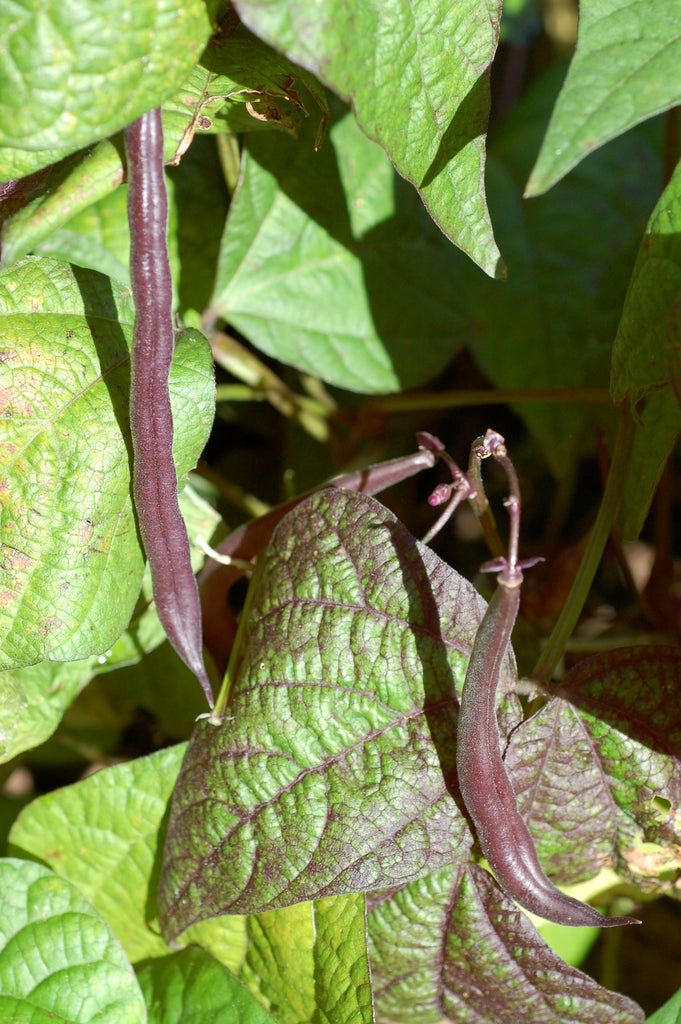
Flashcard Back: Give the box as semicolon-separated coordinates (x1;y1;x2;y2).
28;179;181;308
213;59;663;466
159;488;512;938
0;0;214;178
0;857;147;1023
239;895;373;1024
240;904;316;1024
0;141;127;271
33;181;133;287
609;158;681;536
465;62;662;475
526;0;681;195
0;660;99;764
368;862;643;1024
611;159;681;408
312;894;373;1024
9;745;187;962
644;986;681;1024
137;945;278;1024
0;257;215;671
615;389;681;540
0;483;222;764
212;103;471;393
8;744;248;966
232;0;504;278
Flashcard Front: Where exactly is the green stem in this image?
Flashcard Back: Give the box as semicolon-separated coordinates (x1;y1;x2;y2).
365;387;611;415
532;407;635;684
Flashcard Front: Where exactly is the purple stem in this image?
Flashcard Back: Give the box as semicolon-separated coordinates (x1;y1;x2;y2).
125;109;213;707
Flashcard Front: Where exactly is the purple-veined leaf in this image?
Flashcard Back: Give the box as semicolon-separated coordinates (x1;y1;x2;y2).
159;491;671;944
556;645;681;892
368;862;643;1024
159;487;507;938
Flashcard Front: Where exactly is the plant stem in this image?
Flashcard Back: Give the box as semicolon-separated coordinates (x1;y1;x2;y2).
532;407;635;684
365;387;611;415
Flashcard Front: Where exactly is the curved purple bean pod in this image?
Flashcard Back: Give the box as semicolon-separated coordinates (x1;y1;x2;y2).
125;109;213;707
456;432;637;927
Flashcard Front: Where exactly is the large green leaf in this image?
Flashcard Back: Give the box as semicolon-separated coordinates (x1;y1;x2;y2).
0;30;305;274
9;746;187;962
9;745;248;966
368;863;643;1024
137;946;278;1024
526;0;681;195
610;157;681;536
232;0;504;278
158;488;514;938
212;104;472;393
0;257;214;671
0;857;147;1023
0;482;221;764
0;0;214;178
611;159;681;407
213;62;662;471
240;896;373;1024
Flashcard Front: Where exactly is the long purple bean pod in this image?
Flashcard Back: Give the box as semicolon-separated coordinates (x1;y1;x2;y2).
125;109;213;707
455;431;637;927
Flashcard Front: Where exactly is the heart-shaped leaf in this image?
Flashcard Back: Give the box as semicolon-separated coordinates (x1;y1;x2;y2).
9;744;249;967
0;484;220;763
212;103;473;394
232;0;504;278
526;0;681;195
9;745;187;962
159;488;510;938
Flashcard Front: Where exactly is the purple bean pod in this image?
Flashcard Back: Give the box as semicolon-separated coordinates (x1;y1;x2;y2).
125;109;213;707
456;431;637;927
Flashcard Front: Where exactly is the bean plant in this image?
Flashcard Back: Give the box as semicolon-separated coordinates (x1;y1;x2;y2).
1;1;680;1023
